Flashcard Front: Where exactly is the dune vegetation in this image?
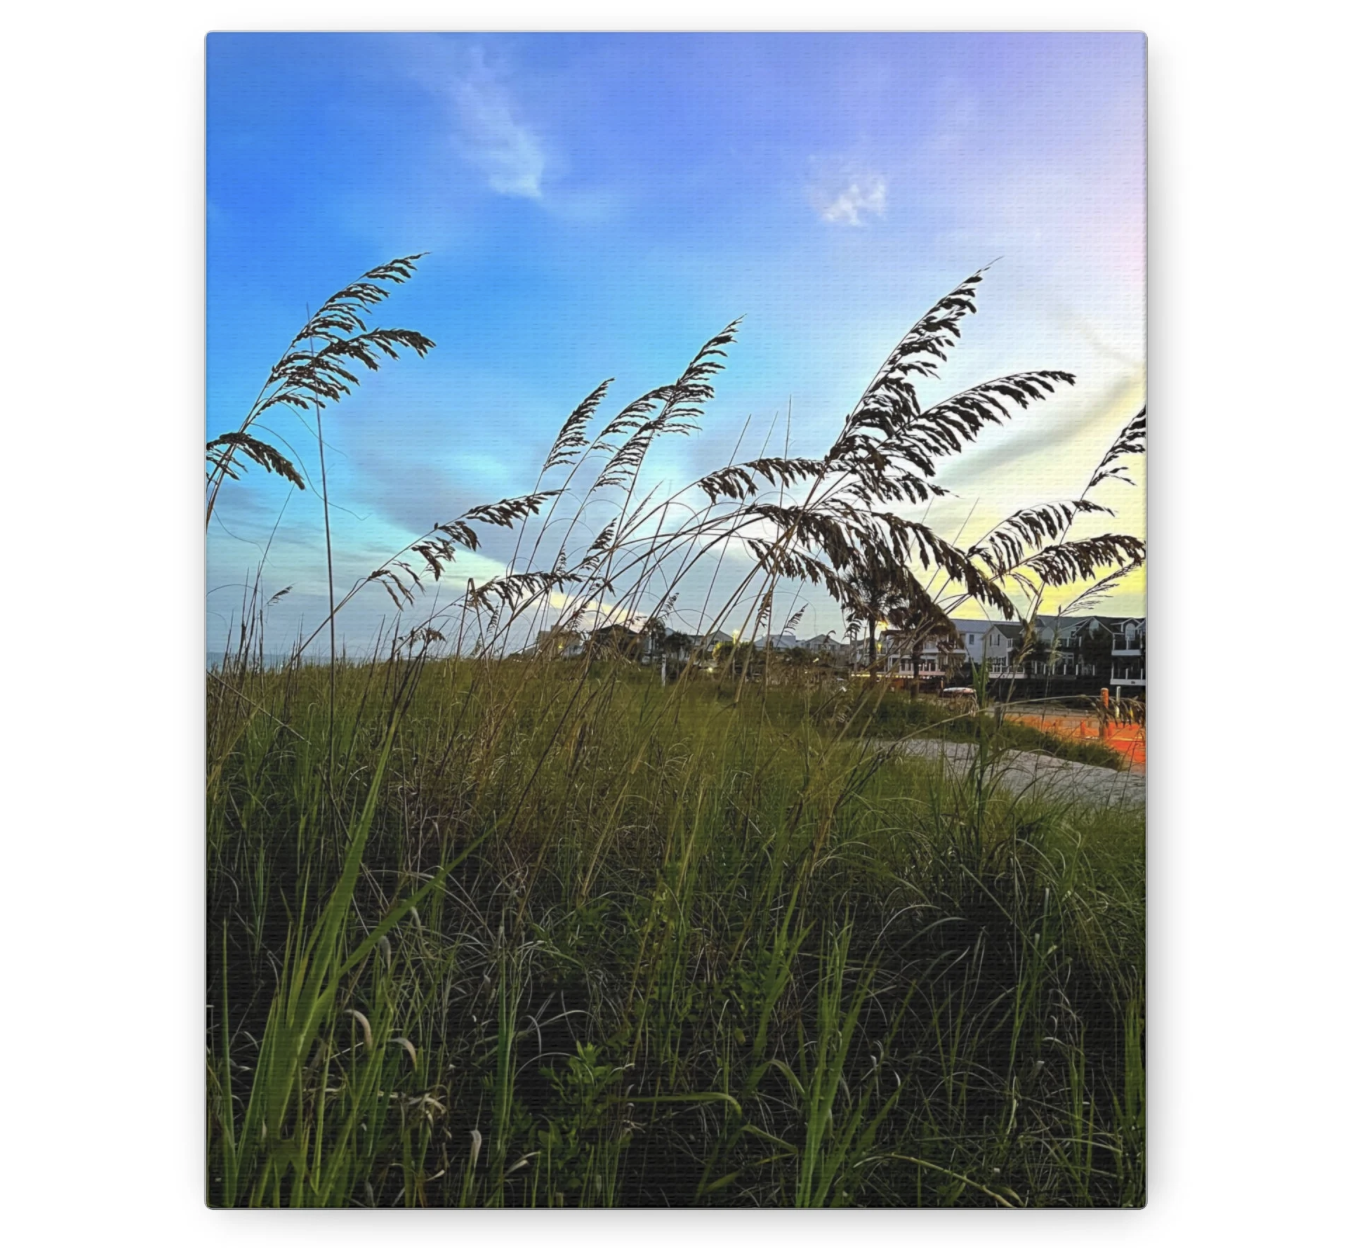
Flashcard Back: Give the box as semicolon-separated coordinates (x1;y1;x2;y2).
206;256;1146;1207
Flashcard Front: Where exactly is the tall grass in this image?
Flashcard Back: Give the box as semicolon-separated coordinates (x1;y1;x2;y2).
207;653;1143;1207
206;258;1145;1207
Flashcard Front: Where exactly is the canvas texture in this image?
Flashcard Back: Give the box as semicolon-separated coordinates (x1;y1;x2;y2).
206;32;1146;1208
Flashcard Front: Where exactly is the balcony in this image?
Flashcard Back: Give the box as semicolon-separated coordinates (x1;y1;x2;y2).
1111;633;1144;655
1026;663;1098;678
885;660;944;676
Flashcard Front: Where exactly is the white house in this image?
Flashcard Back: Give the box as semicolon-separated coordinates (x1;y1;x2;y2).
924;620;1024;676
881;614;1146;692
1106;617;1146;689
878;628;965;679
1026;616;1145;690
534;613;1145;691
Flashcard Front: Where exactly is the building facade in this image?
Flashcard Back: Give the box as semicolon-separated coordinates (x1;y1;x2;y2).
881;614;1146;694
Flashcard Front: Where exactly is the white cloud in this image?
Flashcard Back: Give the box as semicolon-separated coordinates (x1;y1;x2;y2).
814;171;887;226
450;48;545;198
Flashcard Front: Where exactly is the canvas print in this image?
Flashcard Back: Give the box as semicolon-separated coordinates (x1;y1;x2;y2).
207;32;1146;1208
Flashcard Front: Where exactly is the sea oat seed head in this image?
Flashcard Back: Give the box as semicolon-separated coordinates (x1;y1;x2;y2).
346;1008;374;1051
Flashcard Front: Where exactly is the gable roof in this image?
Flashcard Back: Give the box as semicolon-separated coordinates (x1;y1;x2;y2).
950;619;997;635
951;613;1147;637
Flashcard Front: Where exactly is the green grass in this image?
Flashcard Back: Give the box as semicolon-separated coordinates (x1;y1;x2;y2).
207;652;1144;1208
846;689;1129;770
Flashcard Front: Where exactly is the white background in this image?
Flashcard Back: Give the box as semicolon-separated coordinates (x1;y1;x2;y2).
1;2;1342;1244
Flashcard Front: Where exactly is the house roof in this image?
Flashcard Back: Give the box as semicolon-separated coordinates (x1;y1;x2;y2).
949;613;1147;638
946;620;999;641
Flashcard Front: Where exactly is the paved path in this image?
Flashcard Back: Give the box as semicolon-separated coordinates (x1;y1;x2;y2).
864;738;1145;808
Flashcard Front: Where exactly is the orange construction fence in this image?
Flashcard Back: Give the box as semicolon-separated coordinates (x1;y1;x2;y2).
1007;711;1146;771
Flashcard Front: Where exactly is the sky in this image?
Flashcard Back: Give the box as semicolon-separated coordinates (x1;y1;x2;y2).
206;32;1145;655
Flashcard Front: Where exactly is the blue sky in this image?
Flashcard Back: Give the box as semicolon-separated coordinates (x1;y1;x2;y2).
207;32;1145;653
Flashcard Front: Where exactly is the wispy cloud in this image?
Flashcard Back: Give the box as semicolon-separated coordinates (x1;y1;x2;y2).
811;167;887;226
450;47;546;198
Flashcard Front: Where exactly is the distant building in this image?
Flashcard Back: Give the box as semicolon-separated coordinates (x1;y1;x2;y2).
532;627;585;659
1102;617;1146;690
799;632;846;657
590;624;647;659
755;632;846;658
535;613;1145;693
1023;615;1146;690
877;625;972;682
882;614;1146;694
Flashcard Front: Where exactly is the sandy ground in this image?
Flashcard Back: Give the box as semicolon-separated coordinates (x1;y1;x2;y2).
865;738;1146;808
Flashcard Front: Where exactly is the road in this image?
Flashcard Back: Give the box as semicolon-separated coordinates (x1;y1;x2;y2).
865;738;1145;808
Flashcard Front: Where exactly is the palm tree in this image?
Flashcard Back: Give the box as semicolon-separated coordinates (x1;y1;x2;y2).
639;614;669;663
842;557;906;669
845;559;960;689
888;593;960;695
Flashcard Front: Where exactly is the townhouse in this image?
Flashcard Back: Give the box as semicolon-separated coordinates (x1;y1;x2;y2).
881;614;1146;694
